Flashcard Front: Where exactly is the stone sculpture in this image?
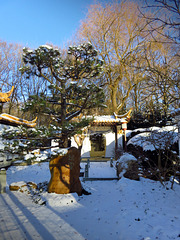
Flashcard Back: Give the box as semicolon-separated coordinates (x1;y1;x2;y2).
48;147;83;195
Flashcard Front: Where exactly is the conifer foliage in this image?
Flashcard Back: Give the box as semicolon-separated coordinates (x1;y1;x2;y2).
20;43;104;147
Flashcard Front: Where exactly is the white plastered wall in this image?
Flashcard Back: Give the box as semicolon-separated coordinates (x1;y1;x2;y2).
71;132;123;158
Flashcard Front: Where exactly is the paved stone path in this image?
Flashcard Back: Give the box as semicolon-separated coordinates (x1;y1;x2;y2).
0;191;85;240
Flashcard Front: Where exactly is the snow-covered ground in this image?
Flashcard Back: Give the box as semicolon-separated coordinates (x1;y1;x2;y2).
0;161;179;240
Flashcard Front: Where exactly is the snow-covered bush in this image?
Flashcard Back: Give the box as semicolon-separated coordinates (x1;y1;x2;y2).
127;126;178;152
127;126;179;188
0;124;61;163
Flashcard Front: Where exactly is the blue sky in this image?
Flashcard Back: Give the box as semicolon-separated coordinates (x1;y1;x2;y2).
0;0;110;49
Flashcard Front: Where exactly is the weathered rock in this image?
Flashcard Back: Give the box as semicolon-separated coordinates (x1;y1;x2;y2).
9;181;37;191
9;185;21;191
48;147;82;195
116;163;123;178
116;158;139;181
123;160;140;181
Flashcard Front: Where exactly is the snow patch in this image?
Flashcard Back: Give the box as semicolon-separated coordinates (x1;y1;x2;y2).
5;162;180;240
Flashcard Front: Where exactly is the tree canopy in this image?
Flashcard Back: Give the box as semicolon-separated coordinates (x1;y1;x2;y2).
20;43;105;147
77;1;150;114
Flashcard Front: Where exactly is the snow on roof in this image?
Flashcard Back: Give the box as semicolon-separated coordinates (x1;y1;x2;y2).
93;115;126;123
88;110;132;125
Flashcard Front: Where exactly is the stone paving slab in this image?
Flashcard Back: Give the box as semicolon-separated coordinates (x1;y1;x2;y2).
0;191;85;240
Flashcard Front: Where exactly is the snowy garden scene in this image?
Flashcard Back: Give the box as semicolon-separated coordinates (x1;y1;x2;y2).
0;0;180;240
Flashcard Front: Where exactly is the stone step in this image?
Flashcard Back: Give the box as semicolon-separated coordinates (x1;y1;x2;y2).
83;177;119;181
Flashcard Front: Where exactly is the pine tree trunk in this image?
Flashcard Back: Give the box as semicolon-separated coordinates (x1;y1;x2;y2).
61;81;69;148
61;133;69;148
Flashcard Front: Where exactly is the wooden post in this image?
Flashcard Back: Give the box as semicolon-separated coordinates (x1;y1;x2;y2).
122;122;127;152
85;164;89;178
87;158;90;168
110;157;113;167
124;129;127;152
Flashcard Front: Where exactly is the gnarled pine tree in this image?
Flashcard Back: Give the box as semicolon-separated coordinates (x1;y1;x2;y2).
21;43;104;147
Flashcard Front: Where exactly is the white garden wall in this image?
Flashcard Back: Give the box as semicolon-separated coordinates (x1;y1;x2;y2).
71;132;123;158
